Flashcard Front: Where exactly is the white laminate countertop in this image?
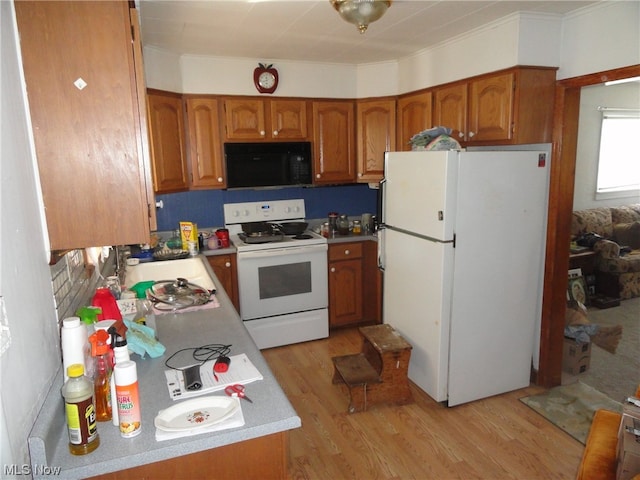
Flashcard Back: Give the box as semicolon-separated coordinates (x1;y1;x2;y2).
28;259;300;479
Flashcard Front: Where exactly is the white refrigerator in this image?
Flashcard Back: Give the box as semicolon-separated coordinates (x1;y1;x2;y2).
379;149;550;406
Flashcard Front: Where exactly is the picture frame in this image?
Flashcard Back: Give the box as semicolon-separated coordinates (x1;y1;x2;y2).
568;275;589;306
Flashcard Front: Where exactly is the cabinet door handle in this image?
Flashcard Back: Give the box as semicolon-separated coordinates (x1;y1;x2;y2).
316;173;321;179
344;249;350;255
225;262;231;268
260;130;266;136
330;267;336;273
273;130;279;136
458;132;465;138
468;131;475;138
217;177;223;183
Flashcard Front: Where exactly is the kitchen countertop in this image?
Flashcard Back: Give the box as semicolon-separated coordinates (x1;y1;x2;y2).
28;262;300;479
198;233;378;256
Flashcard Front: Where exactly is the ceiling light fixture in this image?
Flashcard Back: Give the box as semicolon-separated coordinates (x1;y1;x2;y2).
330;0;391;34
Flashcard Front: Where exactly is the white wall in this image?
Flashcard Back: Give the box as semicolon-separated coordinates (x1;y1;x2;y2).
145;11;566;97
573;82;640;211
1;1;60;468
559;1;640;80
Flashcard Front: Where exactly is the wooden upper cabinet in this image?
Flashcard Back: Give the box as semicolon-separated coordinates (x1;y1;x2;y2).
223;98;308;141
468;73;514;142
147;91;189;193
433;82;468;143
396;91;433;151
356;99;396;183
312;100;356;185
223;98;266;140
15;1;153;250
185;97;225;189
270;99;309;140
434;67;557;145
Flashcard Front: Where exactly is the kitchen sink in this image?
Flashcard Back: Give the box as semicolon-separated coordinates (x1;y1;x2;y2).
124;256;217;292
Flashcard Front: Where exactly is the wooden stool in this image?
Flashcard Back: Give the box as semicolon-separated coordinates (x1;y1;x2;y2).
332;324;413;413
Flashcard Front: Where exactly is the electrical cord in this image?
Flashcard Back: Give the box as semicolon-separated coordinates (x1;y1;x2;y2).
164;344;232;371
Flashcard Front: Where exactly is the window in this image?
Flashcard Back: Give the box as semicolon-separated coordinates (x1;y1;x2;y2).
596;108;640;198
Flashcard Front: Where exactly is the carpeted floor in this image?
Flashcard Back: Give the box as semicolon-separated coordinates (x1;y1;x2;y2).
520;381;622;444
576;296;640;402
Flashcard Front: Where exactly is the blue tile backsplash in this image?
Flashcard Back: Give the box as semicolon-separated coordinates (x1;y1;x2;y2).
155;184;378;231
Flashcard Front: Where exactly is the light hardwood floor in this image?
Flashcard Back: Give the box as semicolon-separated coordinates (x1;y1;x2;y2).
262;327;585;480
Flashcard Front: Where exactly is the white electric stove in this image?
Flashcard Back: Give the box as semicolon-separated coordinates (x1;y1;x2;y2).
223;199;329;349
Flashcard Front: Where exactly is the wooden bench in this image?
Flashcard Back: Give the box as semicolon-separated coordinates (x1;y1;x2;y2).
332;324;413;413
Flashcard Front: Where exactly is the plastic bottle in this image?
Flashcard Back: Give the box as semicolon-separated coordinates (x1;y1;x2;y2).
91;288;123;321
110;335;130;427
62;364;100;455
61;317;90;382
89;330;112;422
114;360;141;438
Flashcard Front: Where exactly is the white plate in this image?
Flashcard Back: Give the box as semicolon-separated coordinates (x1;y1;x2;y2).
154;396;239;432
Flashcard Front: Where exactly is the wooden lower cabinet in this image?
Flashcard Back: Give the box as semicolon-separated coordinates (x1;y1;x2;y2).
328;241;381;328
207;254;240;312
87;432;288;480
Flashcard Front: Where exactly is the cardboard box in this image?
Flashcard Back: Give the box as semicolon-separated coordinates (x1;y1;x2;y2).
616;397;640;480
617;450;640;480
562;337;591;375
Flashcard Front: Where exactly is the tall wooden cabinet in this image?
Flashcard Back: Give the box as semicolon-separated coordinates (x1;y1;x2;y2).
433;67;557;145
223;98;308;141
185;97;226;188
15;1;154;250
147;91;189;193
356;99;396;183
396;91;433;151
312;100;356;184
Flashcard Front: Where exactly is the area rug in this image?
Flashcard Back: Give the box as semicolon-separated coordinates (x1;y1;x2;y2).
520;381;622;444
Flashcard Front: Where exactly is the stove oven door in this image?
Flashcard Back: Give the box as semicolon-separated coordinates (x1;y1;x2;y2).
236;243;328;320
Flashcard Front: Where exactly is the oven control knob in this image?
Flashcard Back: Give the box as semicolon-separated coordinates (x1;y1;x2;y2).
284;207;291;213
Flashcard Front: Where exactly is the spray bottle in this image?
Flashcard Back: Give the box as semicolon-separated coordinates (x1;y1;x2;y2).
89;330;112;422
130;281;157;334
76;306;101;335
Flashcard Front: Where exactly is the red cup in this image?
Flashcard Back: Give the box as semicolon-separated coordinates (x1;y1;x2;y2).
216;228;230;248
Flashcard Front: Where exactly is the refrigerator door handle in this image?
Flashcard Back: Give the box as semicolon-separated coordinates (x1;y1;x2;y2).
377;228;385;271
378;177;387;227
386;225;455;245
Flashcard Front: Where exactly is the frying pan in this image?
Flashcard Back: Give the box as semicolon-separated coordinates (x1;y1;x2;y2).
241;221;274;236
269;222;308;235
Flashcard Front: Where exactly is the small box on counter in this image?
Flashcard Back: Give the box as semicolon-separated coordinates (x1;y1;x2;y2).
616;397;640;480
179;222;198;250
562;337;591;375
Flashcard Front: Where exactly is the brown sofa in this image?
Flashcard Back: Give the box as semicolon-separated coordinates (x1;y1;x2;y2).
571;204;640;299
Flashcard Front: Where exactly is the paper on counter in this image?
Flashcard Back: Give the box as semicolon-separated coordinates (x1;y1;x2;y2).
164;353;263;401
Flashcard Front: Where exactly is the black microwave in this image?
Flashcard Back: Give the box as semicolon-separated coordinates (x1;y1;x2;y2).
224;142;312;189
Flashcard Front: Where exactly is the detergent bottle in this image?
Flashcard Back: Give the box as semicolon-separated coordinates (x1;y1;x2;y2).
89;330;112;422
62;364;100;455
91;288;122;321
